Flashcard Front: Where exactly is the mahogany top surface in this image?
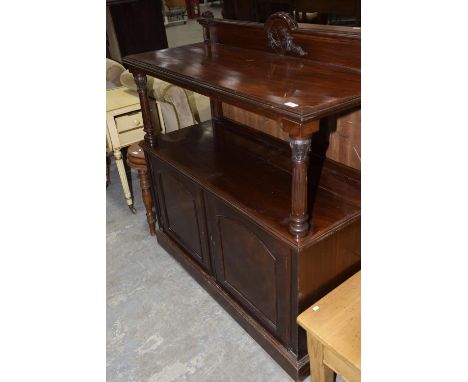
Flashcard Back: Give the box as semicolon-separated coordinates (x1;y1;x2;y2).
144;119;360;249
124;42;360;124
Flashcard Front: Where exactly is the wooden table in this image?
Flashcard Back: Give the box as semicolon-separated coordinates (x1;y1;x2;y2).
297;271;361;382
123;12;360;381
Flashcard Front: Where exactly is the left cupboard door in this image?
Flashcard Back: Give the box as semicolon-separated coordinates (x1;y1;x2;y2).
151;157;212;274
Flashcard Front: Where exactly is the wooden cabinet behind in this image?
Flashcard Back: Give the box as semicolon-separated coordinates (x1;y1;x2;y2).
107;0;168;62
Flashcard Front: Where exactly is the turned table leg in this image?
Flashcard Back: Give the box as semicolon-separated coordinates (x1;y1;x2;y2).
127;142;157;236
114;148;136;213
289;137;311;238
138;168;156;236
106;154;111;188
133;72;157;148
121;147;134;198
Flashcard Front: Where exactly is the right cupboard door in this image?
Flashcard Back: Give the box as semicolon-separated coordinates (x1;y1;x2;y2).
204;192;292;346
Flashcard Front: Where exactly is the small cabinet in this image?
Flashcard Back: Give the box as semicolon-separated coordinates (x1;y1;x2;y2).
204;192;292;346
152;158;211;273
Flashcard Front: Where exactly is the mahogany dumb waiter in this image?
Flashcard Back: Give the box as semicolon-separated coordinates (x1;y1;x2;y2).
123;12;361;381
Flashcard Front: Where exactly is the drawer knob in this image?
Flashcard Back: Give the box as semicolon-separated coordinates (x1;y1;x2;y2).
134;119;141;126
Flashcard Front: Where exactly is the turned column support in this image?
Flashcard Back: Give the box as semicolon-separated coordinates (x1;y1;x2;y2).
133;72;157;148
283;118;319;239
289;137;311;238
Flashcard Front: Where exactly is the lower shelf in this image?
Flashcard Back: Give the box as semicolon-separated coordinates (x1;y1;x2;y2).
145;118;360;249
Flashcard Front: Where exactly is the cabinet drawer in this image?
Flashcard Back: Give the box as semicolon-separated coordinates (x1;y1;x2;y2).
115;111;144;133
118;127;145;147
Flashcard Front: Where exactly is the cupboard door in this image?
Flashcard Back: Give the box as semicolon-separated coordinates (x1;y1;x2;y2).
205;192;292;346
152;158;211;273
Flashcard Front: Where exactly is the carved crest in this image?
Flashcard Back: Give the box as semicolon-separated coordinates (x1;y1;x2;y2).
264;12;307;57
290;138;311;162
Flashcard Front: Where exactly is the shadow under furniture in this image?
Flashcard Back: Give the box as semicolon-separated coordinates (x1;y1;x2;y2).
123;13;361;381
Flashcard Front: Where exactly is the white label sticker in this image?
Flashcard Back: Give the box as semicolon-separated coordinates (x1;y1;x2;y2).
312;305;320;312
284;102;299;108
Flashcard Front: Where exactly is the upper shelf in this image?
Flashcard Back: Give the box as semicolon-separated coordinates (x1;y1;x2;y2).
123;13;360;126
124;42;360;124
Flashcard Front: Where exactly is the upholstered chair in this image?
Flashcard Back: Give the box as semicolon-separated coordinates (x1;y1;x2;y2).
119;69;211;132
106;59;125;88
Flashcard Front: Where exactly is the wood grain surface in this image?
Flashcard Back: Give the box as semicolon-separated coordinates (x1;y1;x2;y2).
223;104;361;170
124;42;360;125
298;271;361;380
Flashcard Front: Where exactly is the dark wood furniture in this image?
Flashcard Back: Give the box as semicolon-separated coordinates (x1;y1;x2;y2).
222;0;294;22
222;0;360;26
123;13;360;381
127;142;157;236
106;0;168;62
296;0;361;26
185;0;201;18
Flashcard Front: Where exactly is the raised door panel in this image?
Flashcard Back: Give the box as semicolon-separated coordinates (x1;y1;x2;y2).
205;192;292;346
152;158;211;273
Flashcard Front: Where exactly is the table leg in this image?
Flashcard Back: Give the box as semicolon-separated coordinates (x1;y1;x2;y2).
289;137;311;238
138;168;156;236
106;154;111;188
134;72;157;149
121;147;134;197
114;148;136;213
210;99;223;120
307;334;334;382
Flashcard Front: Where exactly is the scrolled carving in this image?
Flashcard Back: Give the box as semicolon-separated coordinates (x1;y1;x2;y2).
264;12;307;57
290;138;311;162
